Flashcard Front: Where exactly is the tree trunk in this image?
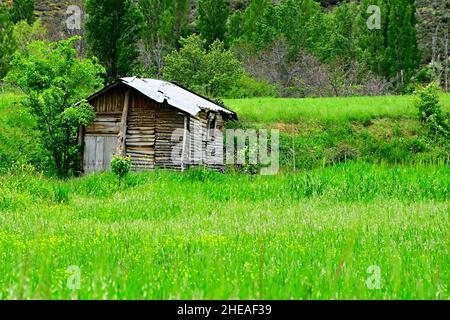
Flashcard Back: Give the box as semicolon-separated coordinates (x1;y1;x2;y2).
445;30;449;92
431;26;438;81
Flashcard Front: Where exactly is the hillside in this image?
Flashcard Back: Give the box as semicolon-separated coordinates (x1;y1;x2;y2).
32;0;446;66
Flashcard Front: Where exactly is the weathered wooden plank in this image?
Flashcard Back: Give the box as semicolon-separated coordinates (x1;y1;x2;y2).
116;90;130;156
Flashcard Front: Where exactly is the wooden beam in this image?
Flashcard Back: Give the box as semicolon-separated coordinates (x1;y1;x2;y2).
78;125;85;174
181;115;188;171
116;90;131;156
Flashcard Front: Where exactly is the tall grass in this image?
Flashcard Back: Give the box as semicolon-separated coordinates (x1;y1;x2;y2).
0;163;448;300
224;94;450;124
0;92;448;300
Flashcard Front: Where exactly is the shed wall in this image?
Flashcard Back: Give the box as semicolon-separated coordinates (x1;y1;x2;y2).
83;88;226;173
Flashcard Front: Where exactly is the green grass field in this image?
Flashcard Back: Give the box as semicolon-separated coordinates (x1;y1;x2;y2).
224;94;450;124
0;92;449;300
1;163;448;300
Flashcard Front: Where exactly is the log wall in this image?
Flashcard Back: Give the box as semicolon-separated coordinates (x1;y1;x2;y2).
84;86;226;172
154;102;186;170
127;92;157;171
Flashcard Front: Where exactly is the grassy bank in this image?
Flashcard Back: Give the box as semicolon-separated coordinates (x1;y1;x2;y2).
226;94;450;170
0;162;448;299
224;94;450;124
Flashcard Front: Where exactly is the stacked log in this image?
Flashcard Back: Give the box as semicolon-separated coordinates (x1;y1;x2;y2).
126;93;157;170
154;103;186;170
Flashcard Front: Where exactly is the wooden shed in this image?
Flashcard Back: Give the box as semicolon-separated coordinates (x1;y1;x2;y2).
80;77;237;173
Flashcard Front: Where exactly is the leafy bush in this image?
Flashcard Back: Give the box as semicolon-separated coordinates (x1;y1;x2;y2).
226;73;280;98
163;35;242;98
324;143;360;164
414;82;449;140
5;37;105;177
111;155;132;188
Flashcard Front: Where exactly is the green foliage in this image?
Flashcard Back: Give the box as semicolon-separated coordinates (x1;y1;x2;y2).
414;82;449;140
86;0;143;83
0;3;15;79
279;0;322;57
226;73;279;98
239;0;275;50
356;0;387;75
12;19;47;53
197;0;229;46
0;93;51;172
52;182;70;204
138;0;191;78
10;0;35;24
111;155;132;187
163;35;243;98
385;0;420;87
5;37;105;176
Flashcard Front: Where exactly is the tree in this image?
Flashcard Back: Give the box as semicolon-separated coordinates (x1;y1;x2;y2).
138;0;191;78
279;0;322;57
197;0;229;46
0;3;15;79
10;0;35;24
13;19;47;53
356;0;387;76
163;35;242;98
385;0;420;87
85;0;143;83
241;0;272;48
5;37;105;176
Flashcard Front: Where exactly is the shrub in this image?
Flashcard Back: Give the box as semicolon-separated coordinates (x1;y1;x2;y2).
408;137;428;154
163;35;242;98
5;37;104;177
324;143;360;164
226;73;280;98
111;155;132;188
414;82;449;140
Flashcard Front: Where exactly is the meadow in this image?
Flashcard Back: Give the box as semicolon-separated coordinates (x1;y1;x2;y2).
224;94;450;124
0;92;449;300
0;162;448;300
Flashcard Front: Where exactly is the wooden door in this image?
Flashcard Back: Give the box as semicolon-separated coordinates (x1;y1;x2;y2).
83;135;117;173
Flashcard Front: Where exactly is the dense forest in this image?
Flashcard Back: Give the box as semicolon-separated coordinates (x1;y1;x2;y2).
1;0;449;98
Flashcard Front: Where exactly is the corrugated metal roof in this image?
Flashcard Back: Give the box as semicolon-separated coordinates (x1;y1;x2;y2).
120;77;236;117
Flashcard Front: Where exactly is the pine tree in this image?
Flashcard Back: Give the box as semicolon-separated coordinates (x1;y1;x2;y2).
85;0;143;83
197;0;229;46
